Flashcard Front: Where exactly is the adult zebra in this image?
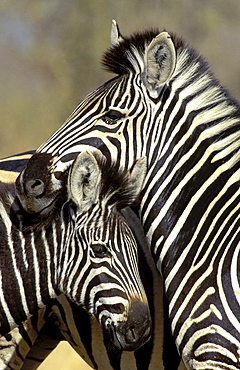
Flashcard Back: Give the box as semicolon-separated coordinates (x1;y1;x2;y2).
16;21;239;369
0;150;152;366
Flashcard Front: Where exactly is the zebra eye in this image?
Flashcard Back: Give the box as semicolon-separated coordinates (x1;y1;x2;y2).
102;110;125;124
91;243;111;258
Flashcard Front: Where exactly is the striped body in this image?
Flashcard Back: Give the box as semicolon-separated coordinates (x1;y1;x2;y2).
16;23;240;369
0;151;151;362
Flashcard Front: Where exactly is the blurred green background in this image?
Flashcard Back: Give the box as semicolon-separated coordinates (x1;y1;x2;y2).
1;0;240;158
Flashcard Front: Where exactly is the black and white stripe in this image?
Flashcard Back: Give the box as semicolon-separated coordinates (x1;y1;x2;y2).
16;21;239;369
0;152;157;370
0;151;151;362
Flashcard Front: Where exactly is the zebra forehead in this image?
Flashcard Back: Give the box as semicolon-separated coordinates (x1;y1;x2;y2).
102;29;184;75
94;154;137;209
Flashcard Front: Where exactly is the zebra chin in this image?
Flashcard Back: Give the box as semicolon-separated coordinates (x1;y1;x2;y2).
101;300;152;351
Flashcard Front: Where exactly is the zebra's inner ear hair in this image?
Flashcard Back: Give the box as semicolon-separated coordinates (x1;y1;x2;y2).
144;32;176;96
68;152;101;212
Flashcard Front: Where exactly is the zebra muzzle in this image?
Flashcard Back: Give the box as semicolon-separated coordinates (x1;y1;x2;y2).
104;300;152;351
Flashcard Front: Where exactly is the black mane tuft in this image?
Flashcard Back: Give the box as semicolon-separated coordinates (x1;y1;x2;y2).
102;29;160;75
94;153;139;209
101;28;210;82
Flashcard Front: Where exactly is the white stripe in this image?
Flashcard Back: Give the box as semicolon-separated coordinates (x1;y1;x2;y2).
171;210;239;332
0;202;29;318
182;326;240;368
144;120;238;240
30;232;43;307
166;173;240;291
160;158;239;266
41;228;56;298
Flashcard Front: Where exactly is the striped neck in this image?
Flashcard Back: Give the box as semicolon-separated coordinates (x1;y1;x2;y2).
0;197;64;335
138;72;239;277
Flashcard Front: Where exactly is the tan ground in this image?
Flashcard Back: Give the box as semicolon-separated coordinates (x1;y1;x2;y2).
38;341;187;370
38;342;92;370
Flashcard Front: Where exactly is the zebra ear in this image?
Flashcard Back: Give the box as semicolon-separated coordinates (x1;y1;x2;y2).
68;152;101;212
111;20;124;47
145;32;176;96
128;157;147;201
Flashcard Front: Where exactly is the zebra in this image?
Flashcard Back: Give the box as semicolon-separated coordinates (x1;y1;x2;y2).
0;151;162;370
0;149;152;368
16;21;240;369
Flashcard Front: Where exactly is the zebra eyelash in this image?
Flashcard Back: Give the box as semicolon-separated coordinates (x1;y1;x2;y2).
91;242;112;258
101;109;125;124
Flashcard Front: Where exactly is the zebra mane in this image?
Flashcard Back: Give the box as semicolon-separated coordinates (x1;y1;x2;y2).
102;29;212;79
102;29;160;75
94;153;140;210
102;29;240;115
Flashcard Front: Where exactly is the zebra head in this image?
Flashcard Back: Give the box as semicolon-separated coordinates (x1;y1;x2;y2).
15;20;178;215
51;151;151;351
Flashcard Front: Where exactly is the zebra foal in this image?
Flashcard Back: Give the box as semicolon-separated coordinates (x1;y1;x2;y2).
0;152;159;370
0;151;151;361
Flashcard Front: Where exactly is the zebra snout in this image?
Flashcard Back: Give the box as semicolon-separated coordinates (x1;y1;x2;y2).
114;300;152;351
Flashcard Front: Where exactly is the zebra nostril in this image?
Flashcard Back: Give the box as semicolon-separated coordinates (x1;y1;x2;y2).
126;326;137;343
25;179;45;196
